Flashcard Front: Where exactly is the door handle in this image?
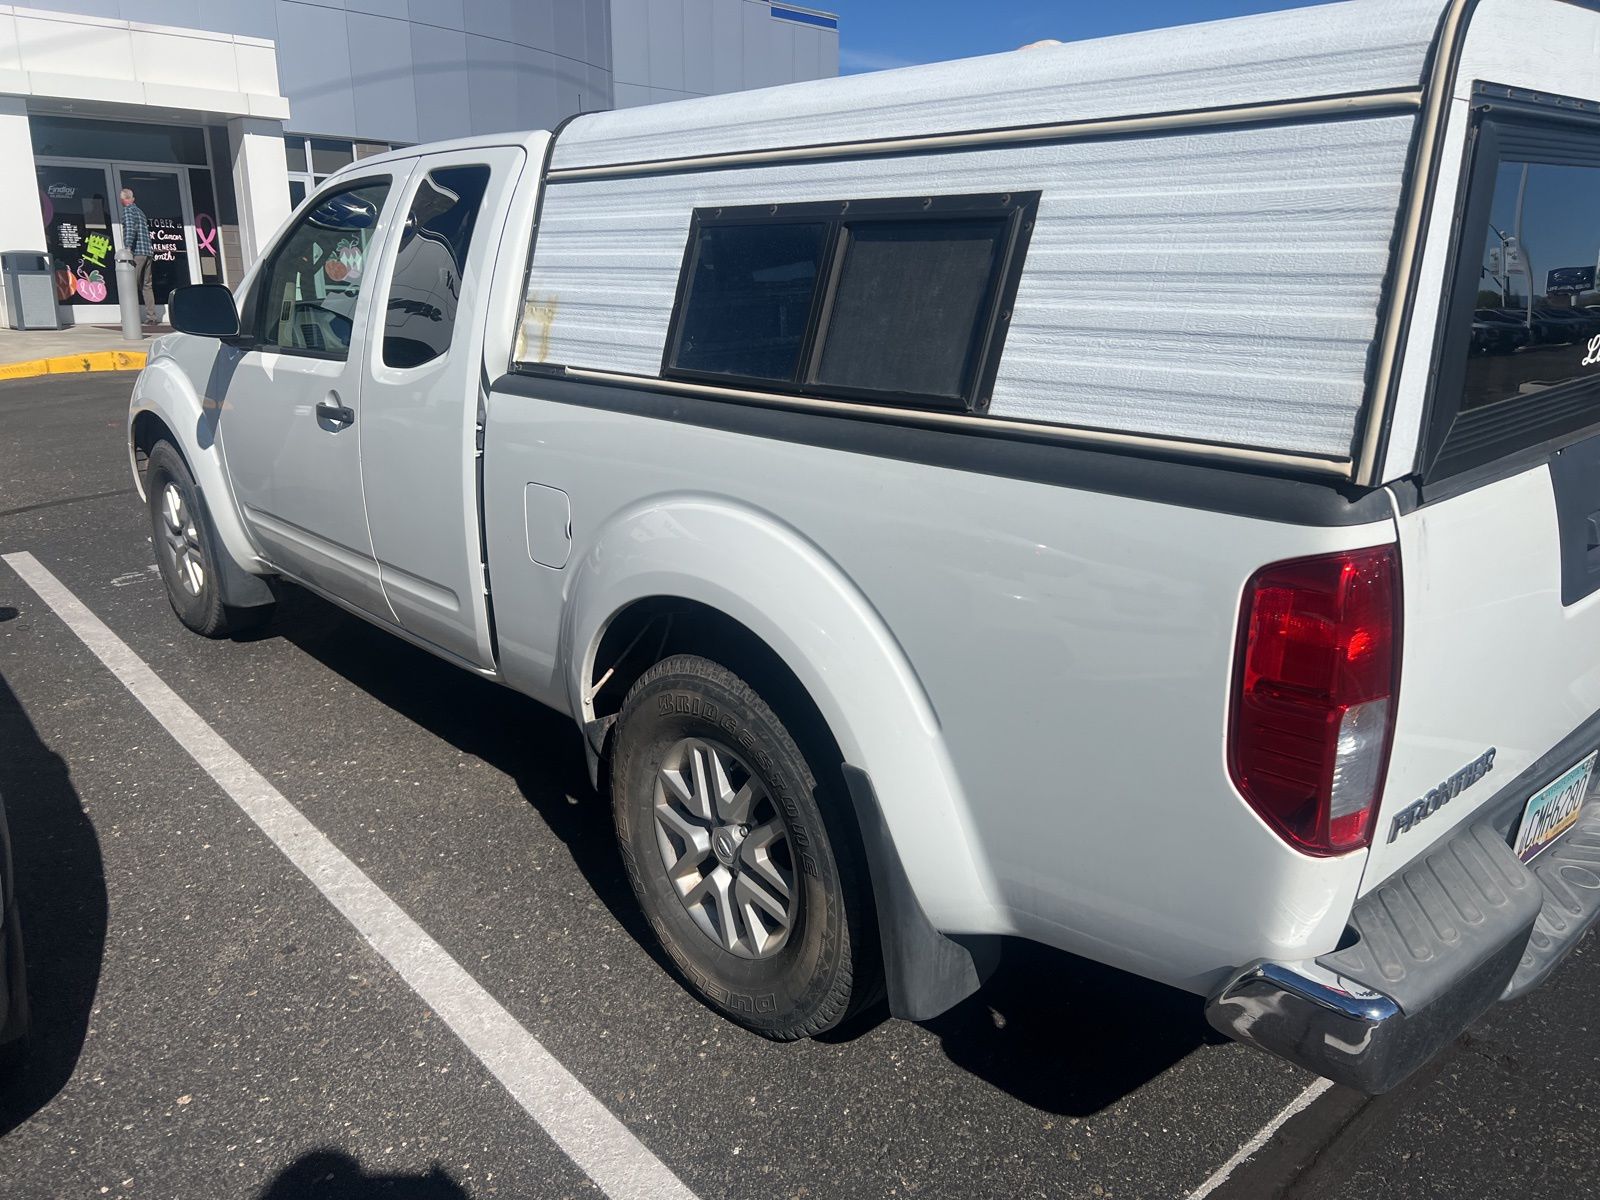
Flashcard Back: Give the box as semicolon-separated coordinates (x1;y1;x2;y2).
316;400;355;428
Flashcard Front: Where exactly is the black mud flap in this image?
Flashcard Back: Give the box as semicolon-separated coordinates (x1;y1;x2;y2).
189;480;275;611
841;765;998;1022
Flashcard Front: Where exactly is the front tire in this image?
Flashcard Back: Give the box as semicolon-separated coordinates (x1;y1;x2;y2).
611;654;877;1039
145;441;270;638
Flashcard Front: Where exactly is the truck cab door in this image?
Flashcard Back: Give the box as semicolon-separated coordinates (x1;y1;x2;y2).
217;169;413;620
357;146;525;668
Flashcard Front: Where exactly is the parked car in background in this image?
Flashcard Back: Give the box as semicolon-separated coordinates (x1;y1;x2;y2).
1489;307;1571;344
129;0;1600;1097
1536;306;1600;338
1473;309;1529;354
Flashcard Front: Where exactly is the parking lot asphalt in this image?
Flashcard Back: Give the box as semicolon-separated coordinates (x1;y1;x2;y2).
0;372;1596;1200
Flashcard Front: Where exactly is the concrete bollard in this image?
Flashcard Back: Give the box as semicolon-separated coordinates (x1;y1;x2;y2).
115;252;143;343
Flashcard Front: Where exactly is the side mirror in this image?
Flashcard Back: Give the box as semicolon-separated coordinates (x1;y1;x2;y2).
168;284;241;339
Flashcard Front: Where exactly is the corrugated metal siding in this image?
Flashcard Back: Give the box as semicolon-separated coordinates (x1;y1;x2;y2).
523;114;1414;457
552;0;1443;170
991;118;1413;453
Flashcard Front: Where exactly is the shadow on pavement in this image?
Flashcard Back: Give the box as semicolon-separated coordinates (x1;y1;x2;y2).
269;584;1213;1118
258;1150;468;1199
268;585;654;949
0;671;108;1137
923;938;1223;1116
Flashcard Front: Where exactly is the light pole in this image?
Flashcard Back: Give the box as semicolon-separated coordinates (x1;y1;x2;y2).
110;216;142;343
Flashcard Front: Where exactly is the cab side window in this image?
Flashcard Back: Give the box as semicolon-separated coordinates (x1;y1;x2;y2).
383;165;493;369
251;180;390;359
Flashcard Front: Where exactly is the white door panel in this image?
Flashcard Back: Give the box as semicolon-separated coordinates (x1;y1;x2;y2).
219;170;412;619
360;147;525;668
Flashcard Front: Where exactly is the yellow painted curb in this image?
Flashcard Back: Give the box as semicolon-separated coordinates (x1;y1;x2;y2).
0;349;147;381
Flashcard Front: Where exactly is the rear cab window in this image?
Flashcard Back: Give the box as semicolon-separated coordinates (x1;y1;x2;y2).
382;164;493;369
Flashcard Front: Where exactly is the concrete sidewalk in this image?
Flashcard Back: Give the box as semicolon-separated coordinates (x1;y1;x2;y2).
0;324;166;378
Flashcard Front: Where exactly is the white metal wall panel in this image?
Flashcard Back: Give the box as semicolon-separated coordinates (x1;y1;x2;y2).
710;2;743;95
555;0;1442;170
647;0;688;92
610;0;651;86
523;114;1414;457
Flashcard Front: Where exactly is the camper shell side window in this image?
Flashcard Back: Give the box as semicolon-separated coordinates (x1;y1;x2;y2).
662;191;1039;413
1423;109;1600;483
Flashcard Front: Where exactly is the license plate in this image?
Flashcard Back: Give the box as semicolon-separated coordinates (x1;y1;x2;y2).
1514;751;1597;863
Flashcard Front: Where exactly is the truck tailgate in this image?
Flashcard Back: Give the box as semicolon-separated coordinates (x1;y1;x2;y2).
1366;460;1600;891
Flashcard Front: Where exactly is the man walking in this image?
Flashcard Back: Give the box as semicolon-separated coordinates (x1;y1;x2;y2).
119;188;157;325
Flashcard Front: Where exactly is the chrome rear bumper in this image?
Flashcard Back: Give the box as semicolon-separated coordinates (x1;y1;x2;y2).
1210;723;1600;1094
1206;936;1526;1094
1207;820;1546;1094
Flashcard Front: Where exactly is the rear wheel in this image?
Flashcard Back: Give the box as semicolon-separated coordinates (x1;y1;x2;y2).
611;654;877;1039
145;441;271;638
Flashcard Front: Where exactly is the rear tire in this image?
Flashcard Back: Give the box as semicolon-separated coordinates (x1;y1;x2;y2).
611;653;878;1039
145;441;272;638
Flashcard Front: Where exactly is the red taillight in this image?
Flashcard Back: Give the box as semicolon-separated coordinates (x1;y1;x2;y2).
1228;547;1400;856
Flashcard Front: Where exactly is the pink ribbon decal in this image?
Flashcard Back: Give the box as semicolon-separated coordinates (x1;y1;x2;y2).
195;213;218;255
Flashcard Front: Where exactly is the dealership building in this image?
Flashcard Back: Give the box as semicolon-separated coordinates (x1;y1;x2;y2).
0;0;838;325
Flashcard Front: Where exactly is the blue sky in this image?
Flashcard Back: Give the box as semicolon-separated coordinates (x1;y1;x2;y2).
826;0;1336;73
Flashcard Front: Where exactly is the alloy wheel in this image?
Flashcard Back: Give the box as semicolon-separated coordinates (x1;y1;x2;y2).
652;737;798;959
159;482;206;597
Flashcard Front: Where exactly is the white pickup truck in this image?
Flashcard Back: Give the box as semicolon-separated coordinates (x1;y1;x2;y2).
129;0;1600;1093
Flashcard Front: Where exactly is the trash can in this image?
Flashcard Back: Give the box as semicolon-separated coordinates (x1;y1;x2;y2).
2;251;61;331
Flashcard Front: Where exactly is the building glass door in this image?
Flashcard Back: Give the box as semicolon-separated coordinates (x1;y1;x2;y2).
37;162;119;321
113;166;198;323
36;158;201;325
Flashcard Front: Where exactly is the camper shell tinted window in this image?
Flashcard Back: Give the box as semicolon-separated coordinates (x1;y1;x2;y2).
662;192;1039;412
1425;114;1600;481
672;222;828;381
815;217;1011;400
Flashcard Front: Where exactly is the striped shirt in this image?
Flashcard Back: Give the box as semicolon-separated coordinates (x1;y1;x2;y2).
121;203;152;257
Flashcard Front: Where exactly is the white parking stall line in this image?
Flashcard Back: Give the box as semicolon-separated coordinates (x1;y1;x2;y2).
1184;1077;1334;1199
3;551;700;1200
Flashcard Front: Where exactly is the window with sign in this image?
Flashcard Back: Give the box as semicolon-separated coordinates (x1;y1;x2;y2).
245;179;390;359
1426;117;1600;480
37;164;119;307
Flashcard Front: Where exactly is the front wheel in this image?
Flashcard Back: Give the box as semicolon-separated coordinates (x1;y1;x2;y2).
145;441;271;638
611;654;878;1039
